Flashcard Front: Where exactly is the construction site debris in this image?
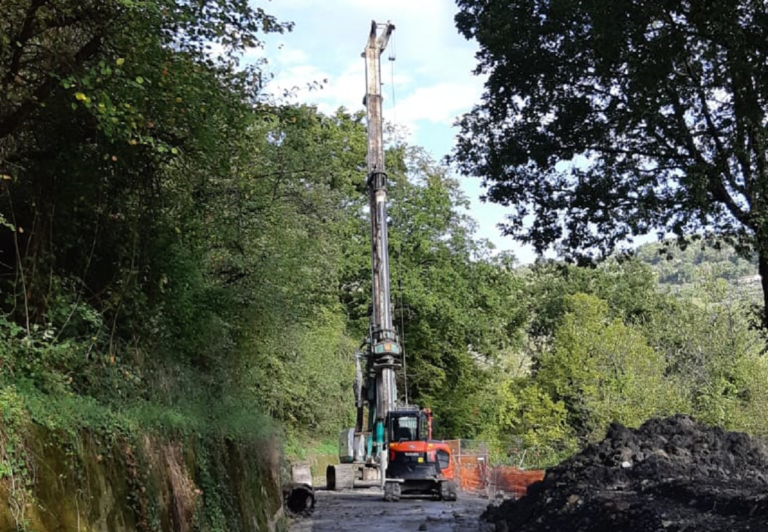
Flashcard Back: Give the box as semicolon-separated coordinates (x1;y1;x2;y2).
284;483;315;518
482;415;768;531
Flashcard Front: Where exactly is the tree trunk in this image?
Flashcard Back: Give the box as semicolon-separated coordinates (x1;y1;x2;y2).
759;251;768;330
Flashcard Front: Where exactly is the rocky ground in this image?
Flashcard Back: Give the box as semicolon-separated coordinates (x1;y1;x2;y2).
483;415;768;532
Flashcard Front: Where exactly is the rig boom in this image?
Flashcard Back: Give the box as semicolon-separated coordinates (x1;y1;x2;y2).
363;20;400;485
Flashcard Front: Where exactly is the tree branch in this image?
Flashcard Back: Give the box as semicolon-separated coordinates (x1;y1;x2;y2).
664;82;749;226
0;34;102;139
683;59;746;198
3;0;51;87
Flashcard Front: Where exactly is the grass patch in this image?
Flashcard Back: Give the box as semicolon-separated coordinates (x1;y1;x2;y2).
284;429;338;461
1;380;274;442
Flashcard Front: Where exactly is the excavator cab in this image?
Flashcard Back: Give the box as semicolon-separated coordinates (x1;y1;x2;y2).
388;409;427;442
383;408;457;502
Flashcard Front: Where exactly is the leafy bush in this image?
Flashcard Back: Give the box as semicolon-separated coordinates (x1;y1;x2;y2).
538;294;686;441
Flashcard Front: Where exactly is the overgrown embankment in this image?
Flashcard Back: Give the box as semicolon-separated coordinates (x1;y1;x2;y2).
0;388;284;532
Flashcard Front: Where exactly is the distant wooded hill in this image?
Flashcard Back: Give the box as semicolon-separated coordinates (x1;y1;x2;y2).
634;240;760;298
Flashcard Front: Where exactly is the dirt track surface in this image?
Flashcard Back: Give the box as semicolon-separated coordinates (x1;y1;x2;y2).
288;488;491;532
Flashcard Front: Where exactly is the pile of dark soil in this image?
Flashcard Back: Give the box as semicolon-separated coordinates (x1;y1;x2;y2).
483;415;768;532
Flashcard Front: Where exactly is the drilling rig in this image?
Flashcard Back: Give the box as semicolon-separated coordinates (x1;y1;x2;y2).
325;20;457;503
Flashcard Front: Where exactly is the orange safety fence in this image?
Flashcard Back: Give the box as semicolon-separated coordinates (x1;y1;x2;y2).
489;466;545;498
444;440;545;498
457;461;488;492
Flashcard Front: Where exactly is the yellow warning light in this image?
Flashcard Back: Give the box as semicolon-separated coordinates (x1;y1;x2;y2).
384;343;392;351
418;457;424;463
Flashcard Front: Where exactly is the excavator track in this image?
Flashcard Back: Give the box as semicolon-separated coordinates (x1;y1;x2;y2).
325;464;357;491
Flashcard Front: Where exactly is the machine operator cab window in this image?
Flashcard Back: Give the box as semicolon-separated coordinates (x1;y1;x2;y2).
387;410;429;443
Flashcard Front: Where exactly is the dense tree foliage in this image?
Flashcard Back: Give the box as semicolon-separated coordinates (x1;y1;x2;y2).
0;0;529;447
486;259;768;468
0;0;353;436
635;239;758;296
2;2;768;496
385;149;526;438
452;0;768;321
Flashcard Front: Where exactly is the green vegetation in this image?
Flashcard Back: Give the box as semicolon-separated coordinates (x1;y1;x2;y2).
452;0;768;325
2;1;768;526
478;257;768;468
635;240;760;300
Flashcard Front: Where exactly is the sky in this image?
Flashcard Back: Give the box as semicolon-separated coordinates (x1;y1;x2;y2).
254;0;539;262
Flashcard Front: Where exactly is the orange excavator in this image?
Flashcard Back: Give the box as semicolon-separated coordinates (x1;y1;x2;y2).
385;408;457;501
326;20;457;502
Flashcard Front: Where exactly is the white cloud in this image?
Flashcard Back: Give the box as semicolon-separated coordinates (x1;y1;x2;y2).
257;0;477;79
251;0;533;259
270;64;327;96
265;60;482;145
277;47;309;66
267;60;359;109
258;1;486;149
396;81;484;126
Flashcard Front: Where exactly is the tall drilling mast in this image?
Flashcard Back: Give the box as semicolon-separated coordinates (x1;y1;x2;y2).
363;20;400;473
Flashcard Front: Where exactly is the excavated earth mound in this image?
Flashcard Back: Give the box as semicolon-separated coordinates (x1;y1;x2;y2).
483;415;768;532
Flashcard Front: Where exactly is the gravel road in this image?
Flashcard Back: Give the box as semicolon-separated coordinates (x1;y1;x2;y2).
288;488;491;532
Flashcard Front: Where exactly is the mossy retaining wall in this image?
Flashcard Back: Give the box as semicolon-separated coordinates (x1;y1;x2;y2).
0;424;284;532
